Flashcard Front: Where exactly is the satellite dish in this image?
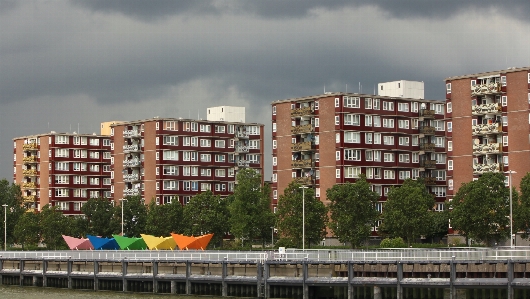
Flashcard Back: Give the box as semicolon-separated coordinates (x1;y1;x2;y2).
309;169;314;176
474;139;479;145
293;153;299;159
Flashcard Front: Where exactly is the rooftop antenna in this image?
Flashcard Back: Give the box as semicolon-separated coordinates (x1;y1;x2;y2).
346;84;348;93
374;85;376;95
359;82;360;93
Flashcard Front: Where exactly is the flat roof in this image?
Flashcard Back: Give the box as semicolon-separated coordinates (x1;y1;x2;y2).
109;117;263;127
444;66;530;81
271;92;443;105
13;132;108;141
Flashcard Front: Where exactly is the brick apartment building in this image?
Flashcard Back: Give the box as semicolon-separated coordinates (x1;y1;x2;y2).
271;82;447;233
13;132;113;214
444;67;530;198
110;110;264;205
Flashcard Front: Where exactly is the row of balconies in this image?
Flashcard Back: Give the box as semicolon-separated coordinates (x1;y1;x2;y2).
472;103;501;115
473;143;502;155
473;163;502;174
22;143;38;151
471;82;501;96
472;123;502;135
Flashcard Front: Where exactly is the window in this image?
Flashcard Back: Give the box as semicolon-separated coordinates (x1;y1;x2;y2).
448;160;453;171
501;95;508;107
399;171;410;180
433;120;444;131
373;151;381;162
334;116;339;125
314;117;319;127
412;152;419;163
89;177;99;185
215;140;225;148
272;157;277;166
365;150;373;161
336;168;341;178
272;106;276;115
164;136;178;145
103;152;111;159
344;114;361;126
383;101;394;111
373;116;381;127
55;148;69;157
383;118;394;128
448;141;453;151
365;115;372;126
384;153;394;162
344;131;361;143
163;150;179;161
89;151;99;159
55;175;69;184
345;167;361;178
215;169;226;177
272;140;277;149
398;120;409;129
384;170;395;179
374;133;381;144
90;164;99;172
365;133;373;144
336;151;340;161
365;98;372;109
411;102;418;113
383;136;394;145
344;149;361;161
435;104;444;115
446;83;451;93
335;98;340;107
165;121;177;130
163;181;177;190
55;189;69;197
398;154;410;163
55;135;68;144
447;102;452;113
435;137;445;148
163;165;178;175
74;149;87;158
103;139;111;146
344;96;360;108
503;136;508;146
200;124;211;132
502;116;508;126
398;103;409;112
215;154;226;162
447;122;452;132
373;99;380;110
398;137;409;146
249;140;260;149
73;162;86;171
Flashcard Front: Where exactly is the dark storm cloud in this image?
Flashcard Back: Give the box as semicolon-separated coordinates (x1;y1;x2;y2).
72;0;530;22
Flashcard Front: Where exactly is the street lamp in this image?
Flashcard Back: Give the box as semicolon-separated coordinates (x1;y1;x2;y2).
120;198;127;236
505;170;517;248
2;204;7;251
270;227;275;247
299;186;308;250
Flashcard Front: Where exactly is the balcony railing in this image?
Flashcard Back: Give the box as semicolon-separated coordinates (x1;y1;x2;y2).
472;103;501;115
22;195;36;203
293;176;313;186
123;159;141;167
236;145;249;153
473;143;502;155
420;143;435;151
291;159;313;168
291;124;314;134
419;109;435;118
23;156;37;163
123;174;139;182
423;177;437;185
123;188;140;196
471;82;501;96
420;126;435;135
123;130;141;138
22;182;37;189
473;163;502;174
420;160;437;168
22;143;38;151
472;123;502;135
291;141;314;152
235;131;249;139
123;144;140;152
22;169;37;176
237;160;250;167
291;106;313;117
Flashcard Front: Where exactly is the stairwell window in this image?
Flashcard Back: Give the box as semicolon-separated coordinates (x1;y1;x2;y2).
336;168;341;178
448;160;453;171
447;102;452;113
447;122;452;132
503;136;508;146
502;96;508;107
446;83;451;93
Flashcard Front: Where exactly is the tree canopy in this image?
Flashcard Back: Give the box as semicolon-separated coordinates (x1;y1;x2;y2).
82;197;118;237
145;198;184;237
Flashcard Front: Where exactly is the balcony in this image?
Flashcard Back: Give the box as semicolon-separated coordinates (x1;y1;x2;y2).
291;159;313;168
23;156;37;163
123;130;141;138
237;160;250;167
22;169;37;176
291;124;314;134
471;82;501;96
123;144;140;152
472;123;502;135
473;163;502;174
22;182;37;189
473;143;502;155
235;131;249;139
420;143;435;151
291;141;314;152
236;145;249;153
419;109;435;118
123;188;140;196
123;159;141;167
22;143;38;151
293;176;313;186
472;103;501;115
420;126;435;135
423;177;437;185
291;106;313;117
123;174;140;182
22;195;36;203
420;160;437;168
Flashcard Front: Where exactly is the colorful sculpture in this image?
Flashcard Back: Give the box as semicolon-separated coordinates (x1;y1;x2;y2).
171;233;213;250
62;235;94;250
140;234;177;250
113;235;148;250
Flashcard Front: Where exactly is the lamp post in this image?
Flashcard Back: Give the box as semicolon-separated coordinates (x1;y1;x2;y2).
2;204;7;251
120;198;127;236
505;170;517;248
299;186;308;250
270;227;275;247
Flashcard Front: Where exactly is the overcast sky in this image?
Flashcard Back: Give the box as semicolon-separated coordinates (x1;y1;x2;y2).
1;1;530;181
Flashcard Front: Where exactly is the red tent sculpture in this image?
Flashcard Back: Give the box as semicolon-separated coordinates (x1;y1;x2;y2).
62;235;94;250
171;233;213;250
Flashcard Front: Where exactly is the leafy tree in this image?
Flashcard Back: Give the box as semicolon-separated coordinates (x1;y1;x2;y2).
40;205;69;249
449;172;510;246
327;175;380;248
229;169;275;245
82;197;118;237
183;190;230;248
276;181;328;248
66;216;90;238
0;180;26;247
514;172;530;239
380;179;434;245
424;208;450;243
145;198;184;237
14;211;41;249
119;195;147;237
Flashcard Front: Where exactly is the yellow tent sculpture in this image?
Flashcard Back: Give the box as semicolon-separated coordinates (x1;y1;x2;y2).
140;234;177;250
171;233;213;250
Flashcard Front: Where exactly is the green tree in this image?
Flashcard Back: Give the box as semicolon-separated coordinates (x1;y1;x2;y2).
145;198;184;237
183;190;230;248
424;208;450;244
0;180;26;247
82;197;118;237
14;211;41;249
449;172;510;246
119;195;147;237
40;205;69;249
276;181;328;248
66;216;90;239
327;175;380;248
514;172;530;240
380;179;434;245
229;169;274;245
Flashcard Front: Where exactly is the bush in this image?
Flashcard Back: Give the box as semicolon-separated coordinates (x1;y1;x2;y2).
380;237;407;248
275;238;297;249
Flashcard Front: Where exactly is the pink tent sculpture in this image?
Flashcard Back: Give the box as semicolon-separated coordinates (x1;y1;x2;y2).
62;235;94;250
171;233;213;250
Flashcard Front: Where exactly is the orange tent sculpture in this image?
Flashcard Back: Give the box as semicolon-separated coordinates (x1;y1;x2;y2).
171;233;213;250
